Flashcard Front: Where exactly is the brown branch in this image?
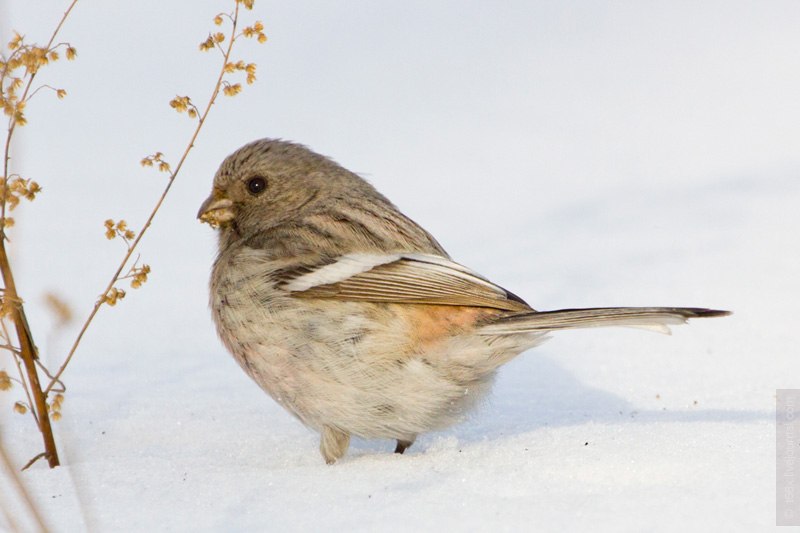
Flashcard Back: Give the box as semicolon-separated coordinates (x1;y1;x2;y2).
45;1;243;394
10;342;39;426
0;244;58;467
1;316;38;426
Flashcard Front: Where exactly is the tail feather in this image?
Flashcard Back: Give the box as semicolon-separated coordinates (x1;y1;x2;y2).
477;307;730;336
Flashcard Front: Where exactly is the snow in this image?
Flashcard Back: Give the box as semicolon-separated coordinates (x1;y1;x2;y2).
1;1;798;531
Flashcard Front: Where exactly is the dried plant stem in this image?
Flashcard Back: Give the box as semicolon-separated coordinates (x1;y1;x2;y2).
0;244;59;467
0;0;78;471
1;0;79;223
2;318;38;425
45;2;242;395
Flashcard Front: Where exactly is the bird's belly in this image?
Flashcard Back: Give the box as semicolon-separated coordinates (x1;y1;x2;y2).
210;285;512;439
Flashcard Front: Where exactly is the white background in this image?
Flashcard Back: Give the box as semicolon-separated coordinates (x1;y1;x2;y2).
1;1;798;531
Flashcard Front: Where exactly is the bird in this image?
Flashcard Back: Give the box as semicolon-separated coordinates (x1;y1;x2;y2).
198;138;729;464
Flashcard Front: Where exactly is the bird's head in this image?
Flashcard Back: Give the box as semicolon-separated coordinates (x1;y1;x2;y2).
198;138;371;242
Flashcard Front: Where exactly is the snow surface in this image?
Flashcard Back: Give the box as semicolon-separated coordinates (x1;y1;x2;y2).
1;1;798;531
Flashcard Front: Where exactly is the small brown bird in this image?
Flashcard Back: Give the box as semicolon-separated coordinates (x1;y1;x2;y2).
198;139;729;464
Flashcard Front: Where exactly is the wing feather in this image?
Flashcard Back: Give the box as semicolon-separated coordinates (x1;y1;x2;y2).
281;253;532;312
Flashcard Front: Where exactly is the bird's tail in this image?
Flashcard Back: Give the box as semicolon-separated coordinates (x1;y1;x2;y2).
477;307;730;336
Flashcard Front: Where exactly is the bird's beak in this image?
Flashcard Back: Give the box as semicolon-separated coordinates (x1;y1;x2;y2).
197;189;234;228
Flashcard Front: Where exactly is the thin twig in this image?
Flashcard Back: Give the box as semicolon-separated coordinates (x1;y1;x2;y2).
10;343;38;425
2;0;79;224
20;452;47;472
45;1;243;394
1;317;37;425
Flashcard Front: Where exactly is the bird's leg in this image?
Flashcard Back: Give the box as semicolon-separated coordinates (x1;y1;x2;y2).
394;438;415;455
320;425;351;464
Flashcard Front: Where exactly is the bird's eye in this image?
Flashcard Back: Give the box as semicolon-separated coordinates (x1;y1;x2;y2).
246;176;267;195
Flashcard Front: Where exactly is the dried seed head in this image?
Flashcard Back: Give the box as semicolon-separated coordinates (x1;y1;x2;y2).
103;287;127;306
130;264;151;289
199;35;215;51
223;83;242;97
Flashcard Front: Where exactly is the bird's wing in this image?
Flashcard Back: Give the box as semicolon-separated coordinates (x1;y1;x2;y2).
278;253;532;312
